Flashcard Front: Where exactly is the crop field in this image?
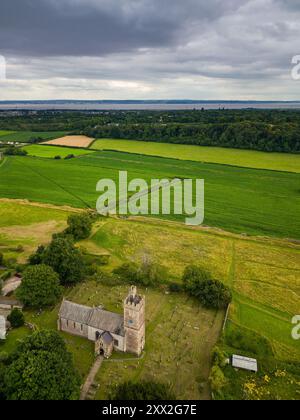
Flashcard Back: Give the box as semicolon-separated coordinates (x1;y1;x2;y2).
0;151;299;239
0;131;67;143
23;144;95;158
92;139;300;173
44;135;94;148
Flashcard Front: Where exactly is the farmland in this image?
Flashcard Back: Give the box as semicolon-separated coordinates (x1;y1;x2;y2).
92;139;300;173
0;201;299;399
44;135;94;148
0;151;299;239
23;144;95;158
0;131;67;143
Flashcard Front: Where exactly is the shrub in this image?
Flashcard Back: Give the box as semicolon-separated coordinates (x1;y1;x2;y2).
65;213;93;240
209;366;227;393
7;309;25;328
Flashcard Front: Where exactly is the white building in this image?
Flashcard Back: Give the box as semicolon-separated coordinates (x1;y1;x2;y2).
0;316;7;340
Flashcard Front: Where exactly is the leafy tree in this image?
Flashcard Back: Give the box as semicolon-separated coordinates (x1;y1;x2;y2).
65;213;93;240
7;309;25;328
182;265;232;309
30;237;86;285
16;265;62;308
110;380;176;400
3;330;80;400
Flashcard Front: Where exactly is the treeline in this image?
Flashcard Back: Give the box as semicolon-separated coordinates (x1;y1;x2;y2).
86;121;300;153
1;109;300;153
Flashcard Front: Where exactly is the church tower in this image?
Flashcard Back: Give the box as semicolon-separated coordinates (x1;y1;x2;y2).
124;286;145;356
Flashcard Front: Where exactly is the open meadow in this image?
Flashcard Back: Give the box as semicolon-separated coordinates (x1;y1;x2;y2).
23;144;95;158
0;151;299;239
92;139;300;173
0;201;299;399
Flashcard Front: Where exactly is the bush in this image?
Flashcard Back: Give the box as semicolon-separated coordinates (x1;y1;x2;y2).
209;366;227;393
110;380;176;400
64;154;75;160
169;283;183;293
54;155;61;160
65;213;93;240
7;309;25;328
3;146;28;156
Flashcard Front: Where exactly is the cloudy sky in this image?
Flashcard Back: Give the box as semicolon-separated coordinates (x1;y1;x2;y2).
0;0;299;100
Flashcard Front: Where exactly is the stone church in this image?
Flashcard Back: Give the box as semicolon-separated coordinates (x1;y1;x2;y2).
58;286;145;358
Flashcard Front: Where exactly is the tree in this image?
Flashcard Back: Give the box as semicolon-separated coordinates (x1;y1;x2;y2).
182;265;232;309
29;236;86;285
16;265;62;308
65;213;93;240
3;330;80;400
7;309;25;328
110;380;176;400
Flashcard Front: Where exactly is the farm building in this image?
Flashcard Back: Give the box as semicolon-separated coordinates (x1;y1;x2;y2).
0;316;7;340
232;355;258;373
58;286;145;358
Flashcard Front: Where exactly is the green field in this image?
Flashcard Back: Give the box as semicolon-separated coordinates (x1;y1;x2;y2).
0;130;17;137
23;144;95;158
0;151;299;239
92;139;300;173
0;131;67;143
0;201;298;399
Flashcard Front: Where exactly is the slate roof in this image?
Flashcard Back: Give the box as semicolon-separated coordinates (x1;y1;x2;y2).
59;300;91;324
59;300;125;337
101;331;114;344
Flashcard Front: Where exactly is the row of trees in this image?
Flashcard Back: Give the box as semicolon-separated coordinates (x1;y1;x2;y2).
1;109;300;153
86;121;300;153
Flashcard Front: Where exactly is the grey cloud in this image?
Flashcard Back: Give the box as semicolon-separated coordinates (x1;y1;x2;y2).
0;0;249;56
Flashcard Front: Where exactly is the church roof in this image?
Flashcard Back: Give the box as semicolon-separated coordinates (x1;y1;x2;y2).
59;300;91;324
59;300;125;337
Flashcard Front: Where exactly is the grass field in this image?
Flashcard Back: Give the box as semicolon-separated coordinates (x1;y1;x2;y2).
0;201;299;399
0;131;67;143
23;144;95;158
0;151;299;239
0;130;16;137
92;139;300;173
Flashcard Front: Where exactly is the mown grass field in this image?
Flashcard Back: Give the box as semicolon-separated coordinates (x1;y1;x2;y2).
0;131;67;143
23;144;95;158
0;151;299;239
92;139;300;173
0;201;299;399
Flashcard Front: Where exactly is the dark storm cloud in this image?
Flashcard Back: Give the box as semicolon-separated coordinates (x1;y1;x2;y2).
0;0;249;56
